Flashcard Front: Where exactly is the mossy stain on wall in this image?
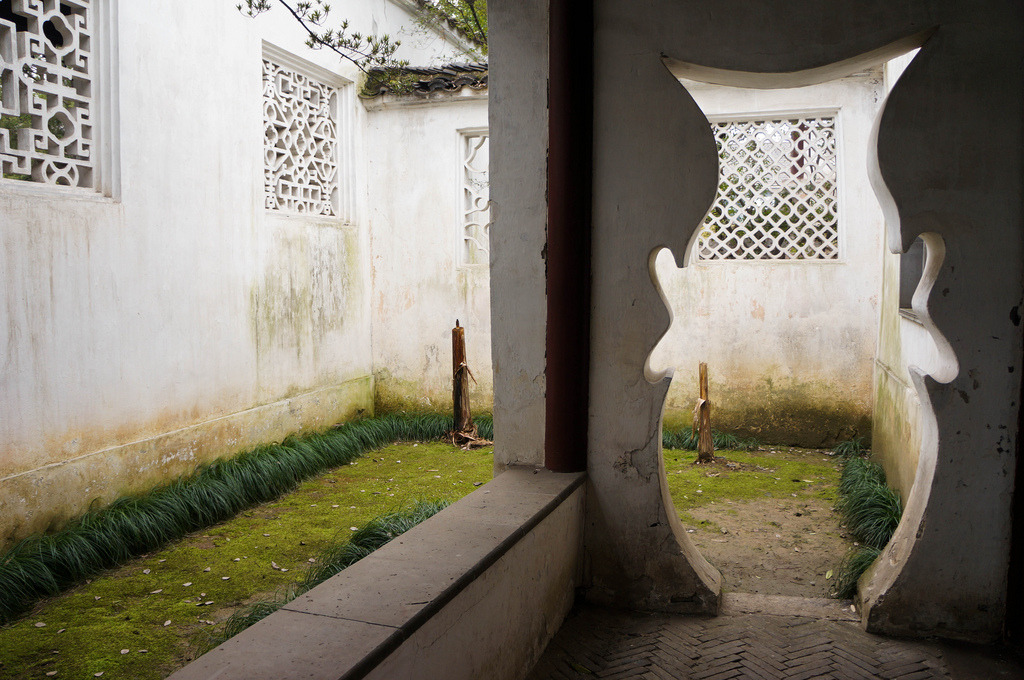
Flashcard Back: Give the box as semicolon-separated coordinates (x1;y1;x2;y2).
663;376;871;448
249;222;366;398
373;368;493;416
0;380;373;550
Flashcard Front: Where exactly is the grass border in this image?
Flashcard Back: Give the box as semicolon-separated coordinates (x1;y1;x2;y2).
662;426;759;452
0;413;743;624
0;414;491;624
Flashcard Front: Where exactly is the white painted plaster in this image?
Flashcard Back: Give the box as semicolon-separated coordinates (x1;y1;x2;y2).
488;0;549;469
650;72;886;446
0;1;472;543
362;94;492;414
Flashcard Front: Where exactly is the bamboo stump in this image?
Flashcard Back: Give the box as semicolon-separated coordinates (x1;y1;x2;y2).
451;320;480;447
694;362;715;464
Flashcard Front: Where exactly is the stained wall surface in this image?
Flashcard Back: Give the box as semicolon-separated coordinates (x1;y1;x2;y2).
363;93;492;415
0;0;474;546
488;0;550;470
651;72;886;446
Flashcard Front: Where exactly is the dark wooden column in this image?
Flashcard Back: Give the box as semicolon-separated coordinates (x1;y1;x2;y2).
545;0;593;473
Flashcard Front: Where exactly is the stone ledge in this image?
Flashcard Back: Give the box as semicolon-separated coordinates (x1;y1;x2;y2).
721;592;860;621
168;466;586;680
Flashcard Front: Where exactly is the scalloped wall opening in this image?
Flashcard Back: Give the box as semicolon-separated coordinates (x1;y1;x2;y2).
644;46;953;602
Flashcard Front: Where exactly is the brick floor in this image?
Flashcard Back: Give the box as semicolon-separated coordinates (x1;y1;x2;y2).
525;595;1024;680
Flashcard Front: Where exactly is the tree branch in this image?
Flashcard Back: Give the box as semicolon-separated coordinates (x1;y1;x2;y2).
239;0;406;73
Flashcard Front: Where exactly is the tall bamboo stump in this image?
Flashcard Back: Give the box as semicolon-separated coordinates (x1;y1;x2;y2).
694;362;715;464
452;320;477;444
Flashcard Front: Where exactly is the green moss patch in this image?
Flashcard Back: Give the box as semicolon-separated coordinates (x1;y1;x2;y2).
0;441;493;680
663;447;840;531
0;415;489;624
197;499;450;653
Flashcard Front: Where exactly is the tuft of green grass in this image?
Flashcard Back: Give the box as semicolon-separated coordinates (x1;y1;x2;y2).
830;450;902;598
832;436;867;461
833;546;882;599
0;414;490;625
197;499;448;653
835;457;902;550
838;452;886;498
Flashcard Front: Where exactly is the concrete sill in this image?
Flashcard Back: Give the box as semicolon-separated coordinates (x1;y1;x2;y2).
168;466;586;680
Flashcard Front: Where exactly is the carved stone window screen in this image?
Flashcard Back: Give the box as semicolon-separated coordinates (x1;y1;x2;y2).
0;0;94;188
697;116;839;261
263;55;342;217
461;129;489;266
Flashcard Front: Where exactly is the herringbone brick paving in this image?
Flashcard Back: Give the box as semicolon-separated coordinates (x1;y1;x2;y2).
526;601;952;680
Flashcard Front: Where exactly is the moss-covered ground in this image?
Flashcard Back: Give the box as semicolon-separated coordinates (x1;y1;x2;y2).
663;446;840;533
665;445;848;597
0;441;842;679
0;441;493;680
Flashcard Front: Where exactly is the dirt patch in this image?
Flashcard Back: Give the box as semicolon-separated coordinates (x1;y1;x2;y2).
690;457;770;473
686;496;849;597
667;446;853;598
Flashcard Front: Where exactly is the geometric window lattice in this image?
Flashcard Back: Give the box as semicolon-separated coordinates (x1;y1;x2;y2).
263;57;339;216
461;130;489;266
0;0;94;188
697;116;838;260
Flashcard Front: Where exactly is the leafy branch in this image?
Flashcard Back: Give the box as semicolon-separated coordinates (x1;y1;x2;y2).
415;0;487;52
237;0;408;72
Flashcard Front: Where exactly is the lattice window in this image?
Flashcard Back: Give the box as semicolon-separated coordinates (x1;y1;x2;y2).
0;0;93;188
461;130;489;266
263;57;339;216
697;116;839;261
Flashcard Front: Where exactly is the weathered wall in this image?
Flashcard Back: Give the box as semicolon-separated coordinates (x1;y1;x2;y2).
0;0;471;546
651;73;885;447
869;53;930;502
493;0;1023;643
872;238;950;502
489;0;549;470
363;93;492;415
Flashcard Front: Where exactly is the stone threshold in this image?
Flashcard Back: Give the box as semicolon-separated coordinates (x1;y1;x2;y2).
721;592;860;621
168;466;586;680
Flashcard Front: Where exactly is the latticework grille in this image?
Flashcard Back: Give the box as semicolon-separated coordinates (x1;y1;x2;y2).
0;0;94;188
697;116;839;261
461;131;489;266
263;58;339;216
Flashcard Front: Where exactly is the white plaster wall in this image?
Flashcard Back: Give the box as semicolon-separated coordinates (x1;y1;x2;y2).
649;72;886;446
0;0;468;544
874;308;943;499
363;94;492;413
871;51;928;501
